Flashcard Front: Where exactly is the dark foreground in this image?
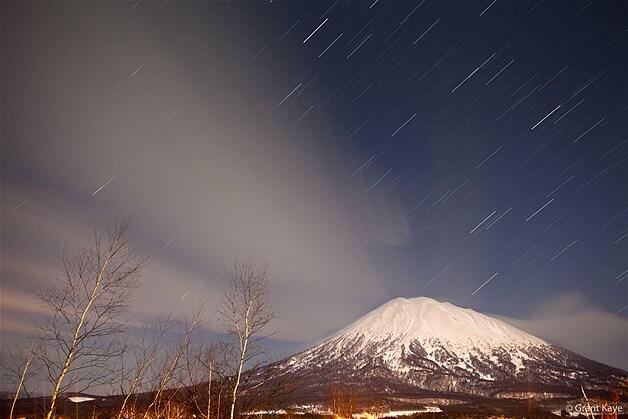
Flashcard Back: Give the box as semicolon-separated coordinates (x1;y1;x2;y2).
2;392;627;419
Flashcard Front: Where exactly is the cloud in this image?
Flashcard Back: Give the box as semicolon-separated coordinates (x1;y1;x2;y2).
495;292;628;371
4;4;620;373
349;180;413;247
1;3;414;344
0;288;47;316
0;288;49;339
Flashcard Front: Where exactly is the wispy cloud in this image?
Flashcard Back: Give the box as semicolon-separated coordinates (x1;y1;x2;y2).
495;293;627;370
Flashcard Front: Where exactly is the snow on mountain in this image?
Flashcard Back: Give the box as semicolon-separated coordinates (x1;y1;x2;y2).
317;296;546;372
328;297;545;345
257;296;627;403
286;297;548;376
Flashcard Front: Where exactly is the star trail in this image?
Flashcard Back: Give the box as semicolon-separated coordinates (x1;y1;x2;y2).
2;0;626;370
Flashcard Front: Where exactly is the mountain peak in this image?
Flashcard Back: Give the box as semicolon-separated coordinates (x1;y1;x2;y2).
268;295;627;405
385;295;441;305
328;295;546;347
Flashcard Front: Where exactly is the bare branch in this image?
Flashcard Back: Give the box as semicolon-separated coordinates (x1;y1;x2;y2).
34;221;145;419
218;258;277;419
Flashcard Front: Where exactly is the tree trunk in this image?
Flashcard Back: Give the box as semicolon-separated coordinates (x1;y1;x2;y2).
229;335;249;419
207;365;212;419
45;258;110;419
9;352;33;419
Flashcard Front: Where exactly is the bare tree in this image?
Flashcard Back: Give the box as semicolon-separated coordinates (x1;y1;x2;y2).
35;221;145;419
1;345;37;419
114;316;175;419
183;341;219;419
218;259;276;419
138;314;199;419
10;349;35;419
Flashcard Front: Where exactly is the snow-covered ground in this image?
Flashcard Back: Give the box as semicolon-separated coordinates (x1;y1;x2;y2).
379;408;443;416
251;405;445;417
352;410;445;419
68;396;96;403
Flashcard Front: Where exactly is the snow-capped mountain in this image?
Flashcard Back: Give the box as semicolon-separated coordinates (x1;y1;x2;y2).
260;297;627;403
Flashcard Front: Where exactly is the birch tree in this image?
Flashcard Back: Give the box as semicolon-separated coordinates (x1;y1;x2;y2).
218;259;276;419
1;345;37;419
36;221;144;419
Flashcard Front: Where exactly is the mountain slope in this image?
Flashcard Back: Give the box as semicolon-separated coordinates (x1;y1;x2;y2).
260;297;627;403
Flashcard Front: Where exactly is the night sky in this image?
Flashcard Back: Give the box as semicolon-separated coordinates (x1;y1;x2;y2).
2;0;627;373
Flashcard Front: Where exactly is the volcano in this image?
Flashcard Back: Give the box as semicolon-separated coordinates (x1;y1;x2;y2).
257;297;627;406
